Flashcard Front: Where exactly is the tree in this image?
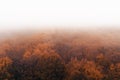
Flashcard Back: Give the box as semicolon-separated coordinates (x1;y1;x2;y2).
9;50;66;80
107;63;120;80
66;59;103;80
0;57;12;80
34;52;66;80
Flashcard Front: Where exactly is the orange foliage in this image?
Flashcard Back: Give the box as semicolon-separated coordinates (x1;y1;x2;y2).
0;31;120;80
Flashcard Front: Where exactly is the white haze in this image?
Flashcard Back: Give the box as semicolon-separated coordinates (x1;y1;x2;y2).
0;0;120;32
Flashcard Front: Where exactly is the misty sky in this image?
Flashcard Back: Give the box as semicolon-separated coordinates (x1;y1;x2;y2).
0;0;120;31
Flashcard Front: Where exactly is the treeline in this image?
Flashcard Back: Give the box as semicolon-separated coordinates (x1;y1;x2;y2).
0;32;120;80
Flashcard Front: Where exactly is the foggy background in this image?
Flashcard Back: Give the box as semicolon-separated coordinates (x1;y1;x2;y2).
0;0;120;32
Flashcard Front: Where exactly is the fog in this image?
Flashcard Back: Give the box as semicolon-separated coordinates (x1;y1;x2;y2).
0;0;120;32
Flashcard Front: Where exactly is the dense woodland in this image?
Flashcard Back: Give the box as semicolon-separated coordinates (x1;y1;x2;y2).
0;30;120;80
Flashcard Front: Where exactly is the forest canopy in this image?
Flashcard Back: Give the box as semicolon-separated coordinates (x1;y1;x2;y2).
0;29;120;80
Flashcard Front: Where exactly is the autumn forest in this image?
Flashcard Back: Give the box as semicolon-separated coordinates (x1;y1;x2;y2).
0;29;120;80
